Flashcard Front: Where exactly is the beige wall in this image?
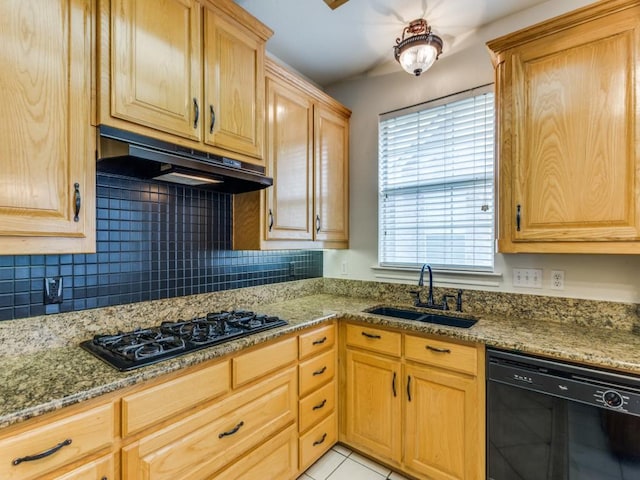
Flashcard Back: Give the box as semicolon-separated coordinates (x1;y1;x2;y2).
323;0;640;303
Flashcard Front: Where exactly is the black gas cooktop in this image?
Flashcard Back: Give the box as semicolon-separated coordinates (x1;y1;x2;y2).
80;310;287;371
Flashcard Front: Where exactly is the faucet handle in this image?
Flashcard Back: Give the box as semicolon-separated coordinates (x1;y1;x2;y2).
456;289;463;312
409;290;422;305
441;294;456;311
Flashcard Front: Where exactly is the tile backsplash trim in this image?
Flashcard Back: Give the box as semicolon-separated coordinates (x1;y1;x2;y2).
0;173;322;321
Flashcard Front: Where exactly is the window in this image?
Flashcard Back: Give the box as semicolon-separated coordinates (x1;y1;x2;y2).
378;85;494;271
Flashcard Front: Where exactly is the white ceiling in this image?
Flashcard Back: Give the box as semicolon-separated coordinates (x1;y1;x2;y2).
234;0;549;86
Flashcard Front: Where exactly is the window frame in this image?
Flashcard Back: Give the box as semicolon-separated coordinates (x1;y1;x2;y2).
377;84;495;273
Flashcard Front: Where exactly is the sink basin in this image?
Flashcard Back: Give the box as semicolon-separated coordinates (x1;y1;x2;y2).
365;306;477;328
420;313;477;329
364;306;425;321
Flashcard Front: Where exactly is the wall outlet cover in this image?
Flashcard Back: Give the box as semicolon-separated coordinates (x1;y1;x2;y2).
551;270;565;290
44;277;63;304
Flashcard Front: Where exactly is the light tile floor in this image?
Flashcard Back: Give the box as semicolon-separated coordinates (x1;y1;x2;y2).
299;444;411;480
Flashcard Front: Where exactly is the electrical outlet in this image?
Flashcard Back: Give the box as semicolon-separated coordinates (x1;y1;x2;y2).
341;261;348;275
512;268;542;288
288;262;296;277
44;277;63;304
551;270;565;290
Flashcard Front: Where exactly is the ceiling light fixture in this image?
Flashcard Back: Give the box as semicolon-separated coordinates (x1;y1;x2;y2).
394;18;443;76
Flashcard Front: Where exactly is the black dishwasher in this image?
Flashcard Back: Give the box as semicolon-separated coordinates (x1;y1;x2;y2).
487;348;640;480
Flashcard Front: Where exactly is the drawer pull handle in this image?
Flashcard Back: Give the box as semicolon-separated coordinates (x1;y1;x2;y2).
312;336;327;345
313;399;327;410
313;433;327;446
426;345;451;354
218;421;244;439
313;366;327;376
361;331;381;339
209;104;216;133
12;438;72;466
407;375;412;402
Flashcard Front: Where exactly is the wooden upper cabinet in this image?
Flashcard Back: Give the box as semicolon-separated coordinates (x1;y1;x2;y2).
489;0;640;253
264;73;314;242
204;5;265;160
0;0;95;254
314;104;349;243
100;0;271;165
110;0;202;141
233;59;350;250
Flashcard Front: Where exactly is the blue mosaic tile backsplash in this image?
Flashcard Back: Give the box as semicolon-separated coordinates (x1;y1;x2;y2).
0;173;323;321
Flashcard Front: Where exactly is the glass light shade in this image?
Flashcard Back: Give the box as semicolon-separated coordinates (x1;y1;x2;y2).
398;43;438;76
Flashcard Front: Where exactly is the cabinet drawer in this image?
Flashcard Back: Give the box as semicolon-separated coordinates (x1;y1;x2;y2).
52;454;114;480
123;367;297;480
299;380;336;433
299;412;337;471
405;334;478;376
0;403;114;480
215;425;297;480
233;336;297;387
345;323;401;357
299;323;336;360
122;360;230;436
299;349;335;397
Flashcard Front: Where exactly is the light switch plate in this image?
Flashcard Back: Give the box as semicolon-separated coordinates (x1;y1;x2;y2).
512;268;542;288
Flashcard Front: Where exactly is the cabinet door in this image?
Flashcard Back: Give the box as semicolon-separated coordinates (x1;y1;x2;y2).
498;5;640;250
204;7;265;162
314;104;349;243
111;0;202;141
404;364;483;480
0;0;95;254
344;349;401;464
264;76;314;241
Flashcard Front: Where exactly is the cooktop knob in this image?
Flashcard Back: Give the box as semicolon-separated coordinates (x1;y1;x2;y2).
603;390;624;408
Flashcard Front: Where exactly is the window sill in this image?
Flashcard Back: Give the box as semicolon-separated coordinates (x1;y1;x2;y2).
371;265;503;288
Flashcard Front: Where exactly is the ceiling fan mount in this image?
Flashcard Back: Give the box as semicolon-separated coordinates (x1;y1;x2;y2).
323;0;350;10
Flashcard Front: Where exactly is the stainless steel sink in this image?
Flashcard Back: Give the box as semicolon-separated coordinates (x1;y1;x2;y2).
365;306;477;328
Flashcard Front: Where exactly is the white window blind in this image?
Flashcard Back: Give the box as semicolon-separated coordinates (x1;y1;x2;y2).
378;86;495;271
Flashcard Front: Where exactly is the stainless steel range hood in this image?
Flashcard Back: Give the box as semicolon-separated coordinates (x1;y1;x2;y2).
97;125;272;193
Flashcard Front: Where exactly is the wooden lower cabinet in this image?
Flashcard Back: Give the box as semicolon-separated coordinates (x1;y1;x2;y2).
121;360;230;436
405;364;482;480
122;366;297;480
216;425;298;480
0;402;115;480
297;322;338;471
300;412;337;471
341;322;485;479
344;349;402;464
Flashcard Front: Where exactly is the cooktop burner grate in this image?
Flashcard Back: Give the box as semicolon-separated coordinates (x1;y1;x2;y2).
80;310;287;371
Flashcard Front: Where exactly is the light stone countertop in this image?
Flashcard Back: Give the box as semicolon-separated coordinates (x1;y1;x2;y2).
1;280;640;429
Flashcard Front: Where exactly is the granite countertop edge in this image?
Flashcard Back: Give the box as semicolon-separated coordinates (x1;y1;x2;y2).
1;293;639;429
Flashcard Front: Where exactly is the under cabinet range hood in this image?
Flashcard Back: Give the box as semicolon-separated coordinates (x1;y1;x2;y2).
97;125;272;194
